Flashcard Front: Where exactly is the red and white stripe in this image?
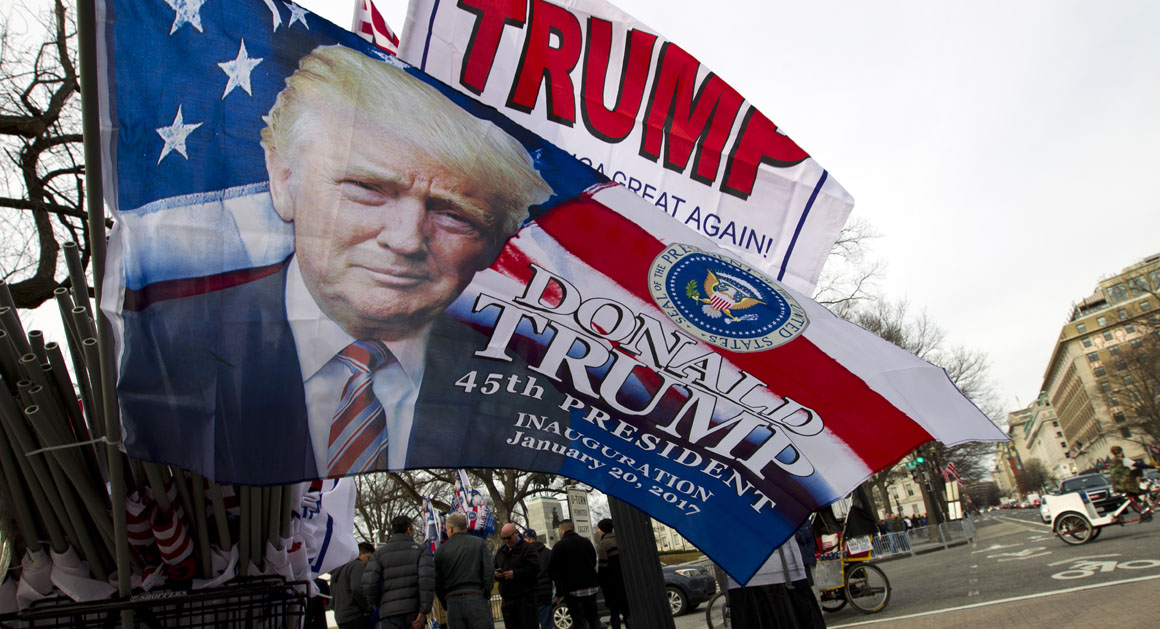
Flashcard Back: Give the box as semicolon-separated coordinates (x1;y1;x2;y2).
352;0;399;56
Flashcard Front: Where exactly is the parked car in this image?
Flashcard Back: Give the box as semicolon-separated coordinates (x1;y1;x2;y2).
1057;473;1118;514
551;563;717;628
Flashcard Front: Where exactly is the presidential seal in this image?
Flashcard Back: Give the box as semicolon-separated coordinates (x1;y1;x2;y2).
648;244;808;352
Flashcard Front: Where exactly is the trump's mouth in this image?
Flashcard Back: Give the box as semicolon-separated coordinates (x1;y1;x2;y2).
357;264;430;287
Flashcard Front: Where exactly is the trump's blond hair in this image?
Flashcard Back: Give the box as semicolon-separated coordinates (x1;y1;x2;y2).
261;45;551;240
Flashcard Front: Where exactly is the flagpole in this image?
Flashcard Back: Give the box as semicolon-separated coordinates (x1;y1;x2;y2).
76;0;132;625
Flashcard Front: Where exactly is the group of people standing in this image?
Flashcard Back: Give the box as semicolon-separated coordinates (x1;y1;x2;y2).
487;517;628;629
329;515;628;629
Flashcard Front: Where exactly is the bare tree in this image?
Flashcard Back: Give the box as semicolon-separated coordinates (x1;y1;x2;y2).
0;0;92;308
1096;313;1160;447
1015;458;1051;495
813;217;884;314
353;468;571;544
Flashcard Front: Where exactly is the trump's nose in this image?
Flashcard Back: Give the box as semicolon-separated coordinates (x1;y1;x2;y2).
375;193;426;255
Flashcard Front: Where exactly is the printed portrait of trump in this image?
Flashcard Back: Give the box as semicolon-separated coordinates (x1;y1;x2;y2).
118;45;556;484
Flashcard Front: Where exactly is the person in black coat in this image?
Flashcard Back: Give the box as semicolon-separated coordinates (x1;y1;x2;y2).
596;519;629;629
494;523;540;629
547;520;600;629
522;529;554;629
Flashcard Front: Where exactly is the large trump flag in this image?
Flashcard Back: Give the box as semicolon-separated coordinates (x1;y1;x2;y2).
94;0;1004;583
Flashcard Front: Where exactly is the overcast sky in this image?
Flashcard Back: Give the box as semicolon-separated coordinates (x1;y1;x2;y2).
297;0;1160;422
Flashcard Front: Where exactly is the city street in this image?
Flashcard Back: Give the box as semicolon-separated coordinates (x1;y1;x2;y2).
820;511;1160;627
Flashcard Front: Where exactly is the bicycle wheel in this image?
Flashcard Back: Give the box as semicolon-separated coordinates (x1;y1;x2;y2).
819;588;846;613
1055;512;1094;545
704;591;730;628
844;564;891;613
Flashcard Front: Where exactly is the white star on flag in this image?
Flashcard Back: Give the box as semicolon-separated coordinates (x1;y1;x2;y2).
164;0;206;35
284;2;310;29
218;40;263;98
156;106;202;164
263;0;282;31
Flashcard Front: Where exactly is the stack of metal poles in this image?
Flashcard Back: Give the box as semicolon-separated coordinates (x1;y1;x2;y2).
0;243;297;591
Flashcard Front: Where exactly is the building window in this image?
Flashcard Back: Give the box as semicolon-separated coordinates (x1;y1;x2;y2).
1118;308;1129;320
1100;382;1113;393
1131;339;1143;350
1077;322;1087;333
1083;338;1093;347
907;487;914;496
1142;301;1154;312
1123;375;1134;385
1107;284;1129;303
1114;412;1126;423
1088;352;1100;362
1104;331;1115;341
1097;316;1108;326
1053;420;1059;426
1056;431;1063;437
1094;367;1107;377
1121;427;1132;438
1061;442;1068;448
1130;276;1149;295
1115;359;1127;371
1109;345;1121;356
1125;324;1136;334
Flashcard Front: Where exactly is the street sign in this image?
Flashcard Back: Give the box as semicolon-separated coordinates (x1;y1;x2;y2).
567;486;597;544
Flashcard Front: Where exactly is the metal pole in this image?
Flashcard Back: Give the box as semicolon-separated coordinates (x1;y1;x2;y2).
607;497;676;629
76;0;132;623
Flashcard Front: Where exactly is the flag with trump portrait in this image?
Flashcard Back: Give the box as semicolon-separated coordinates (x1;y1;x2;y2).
94;0;1005;583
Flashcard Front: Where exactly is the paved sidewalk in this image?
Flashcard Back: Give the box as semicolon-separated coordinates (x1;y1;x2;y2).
833;574;1160;628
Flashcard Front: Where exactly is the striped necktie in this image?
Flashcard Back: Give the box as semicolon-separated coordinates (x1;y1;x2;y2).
326;340;390;477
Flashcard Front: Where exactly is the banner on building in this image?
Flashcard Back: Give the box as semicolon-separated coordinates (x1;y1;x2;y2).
399;0;854;295
94;0;1003;583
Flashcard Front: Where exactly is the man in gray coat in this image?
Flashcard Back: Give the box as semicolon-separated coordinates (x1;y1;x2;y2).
363;515;436;629
434;512;495;629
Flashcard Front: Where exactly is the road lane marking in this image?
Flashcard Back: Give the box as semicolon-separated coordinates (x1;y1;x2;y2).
998;552;1051;562
1052;558;1160;580
828;573;1160;627
994;515;1052;530
1047;553;1120;567
972;542;1022;553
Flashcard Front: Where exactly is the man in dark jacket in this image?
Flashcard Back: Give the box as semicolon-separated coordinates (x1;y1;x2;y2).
434;512;495;629
494;523;540;629
363;516;435;629
522;529;554;629
331;542;374;629
595;519;629;629
548;520;600;629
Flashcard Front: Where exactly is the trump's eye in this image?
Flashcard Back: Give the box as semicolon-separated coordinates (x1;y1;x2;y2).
340;179;396;204
430;206;483;236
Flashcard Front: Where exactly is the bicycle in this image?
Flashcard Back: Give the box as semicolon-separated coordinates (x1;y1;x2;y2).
815;535;891;614
704;590;729;628
1050;478;1160;545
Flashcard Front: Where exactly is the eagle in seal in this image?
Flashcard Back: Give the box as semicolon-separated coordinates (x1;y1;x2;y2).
693;270;764;321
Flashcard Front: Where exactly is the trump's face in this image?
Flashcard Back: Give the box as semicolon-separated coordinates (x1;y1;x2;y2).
268;105;505;340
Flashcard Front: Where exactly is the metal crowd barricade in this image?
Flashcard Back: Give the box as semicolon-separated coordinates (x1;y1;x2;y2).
0;577;307;629
870;515;976;558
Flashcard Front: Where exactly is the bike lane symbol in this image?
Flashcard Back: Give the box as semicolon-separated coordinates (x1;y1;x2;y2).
1050;554;1160;580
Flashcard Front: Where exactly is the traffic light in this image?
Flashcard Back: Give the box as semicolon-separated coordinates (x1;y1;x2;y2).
916;456;925;463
